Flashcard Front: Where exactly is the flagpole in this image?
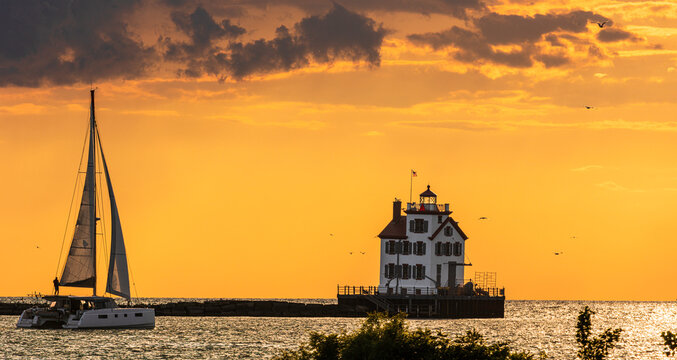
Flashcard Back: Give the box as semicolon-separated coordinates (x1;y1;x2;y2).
409;170;413;204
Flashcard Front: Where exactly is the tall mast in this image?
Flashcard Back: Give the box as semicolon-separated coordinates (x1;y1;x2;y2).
89;89;97;296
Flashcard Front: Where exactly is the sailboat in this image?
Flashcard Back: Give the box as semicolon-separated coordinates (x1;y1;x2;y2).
17;90;155;329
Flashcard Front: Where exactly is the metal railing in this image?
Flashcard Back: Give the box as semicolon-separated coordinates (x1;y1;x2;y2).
406;203;450;212
338;284;505;298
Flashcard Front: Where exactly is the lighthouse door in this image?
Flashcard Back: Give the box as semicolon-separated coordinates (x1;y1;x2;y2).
447;261;457;287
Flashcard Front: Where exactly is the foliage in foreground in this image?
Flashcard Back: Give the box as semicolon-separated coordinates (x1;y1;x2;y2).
575;306;622;360
661;331;677;357
275;312;541;360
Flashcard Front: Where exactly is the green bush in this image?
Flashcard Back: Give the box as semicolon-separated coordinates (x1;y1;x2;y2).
275;312;541;360
661;331;677;357
575;306;622;360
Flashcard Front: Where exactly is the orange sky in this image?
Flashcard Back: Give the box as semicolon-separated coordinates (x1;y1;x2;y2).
2;0;677;300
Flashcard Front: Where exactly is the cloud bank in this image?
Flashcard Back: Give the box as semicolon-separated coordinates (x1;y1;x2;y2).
0;0;156;87
163;3;388;80
0;1;387;86
407;11;633;68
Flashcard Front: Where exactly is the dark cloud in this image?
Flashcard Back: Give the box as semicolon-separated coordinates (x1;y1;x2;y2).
160;0;486;19
164;3;388;80
597;28;641;43
408;26;535;67
475;11;608;44
407;10;635;68
0;0;156;87
163;6;245;77
0;1;387;86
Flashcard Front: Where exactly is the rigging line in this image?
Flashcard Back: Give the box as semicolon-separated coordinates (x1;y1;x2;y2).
127;251;140;300
55;118;91;278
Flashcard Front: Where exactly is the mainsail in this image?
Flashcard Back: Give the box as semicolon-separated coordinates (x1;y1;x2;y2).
99;131;131;299
60;92;97;289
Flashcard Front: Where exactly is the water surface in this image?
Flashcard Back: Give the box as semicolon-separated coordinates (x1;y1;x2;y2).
2;300;676;359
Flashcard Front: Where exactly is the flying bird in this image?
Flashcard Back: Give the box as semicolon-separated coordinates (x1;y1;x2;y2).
329;234;334;236
349;252;353;255
585;106;594;109
360;252;366;255
597;21;607;28
554;252;564;256
479;217;488;220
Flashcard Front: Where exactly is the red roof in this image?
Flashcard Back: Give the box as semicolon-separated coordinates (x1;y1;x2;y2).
377;216;408;239
429;216;468;241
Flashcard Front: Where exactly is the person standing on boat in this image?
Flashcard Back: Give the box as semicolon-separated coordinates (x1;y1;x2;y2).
53;277;59;295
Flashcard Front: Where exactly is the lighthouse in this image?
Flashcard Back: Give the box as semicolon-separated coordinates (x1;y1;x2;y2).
377;186;468;295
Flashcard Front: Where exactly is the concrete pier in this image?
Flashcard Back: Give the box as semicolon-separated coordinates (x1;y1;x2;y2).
0;297;503;318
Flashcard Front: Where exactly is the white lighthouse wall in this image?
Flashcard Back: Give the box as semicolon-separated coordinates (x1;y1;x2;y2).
379;213;467;294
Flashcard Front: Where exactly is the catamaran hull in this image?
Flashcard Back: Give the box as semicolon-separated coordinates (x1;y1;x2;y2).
17;308;155;329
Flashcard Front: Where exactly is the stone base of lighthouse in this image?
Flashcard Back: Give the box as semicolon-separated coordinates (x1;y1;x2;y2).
337;286;505;319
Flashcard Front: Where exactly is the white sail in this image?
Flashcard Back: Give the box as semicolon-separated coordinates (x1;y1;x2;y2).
99;132;131;299
60;97;97;289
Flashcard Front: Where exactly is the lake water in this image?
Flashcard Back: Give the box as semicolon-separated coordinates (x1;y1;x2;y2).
2;300;677;359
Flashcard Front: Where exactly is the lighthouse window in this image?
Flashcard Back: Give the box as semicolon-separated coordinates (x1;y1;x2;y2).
410;219;428;233
453;242;463;256
444;227;453;236
402;264;411;279
386;240;399;255
414;241;426;255
415;264;426;280
385;263;396;279
402;241;411;255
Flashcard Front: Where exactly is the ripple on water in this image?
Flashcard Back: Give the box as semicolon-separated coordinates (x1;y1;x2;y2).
2;301;677;359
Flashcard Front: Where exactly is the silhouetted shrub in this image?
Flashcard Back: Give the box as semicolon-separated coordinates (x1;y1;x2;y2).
275;312;540;360
661;331;677;357
575;306;622;360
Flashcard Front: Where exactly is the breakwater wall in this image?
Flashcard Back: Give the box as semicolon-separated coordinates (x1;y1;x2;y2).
1;297;504;318
0;300;356;317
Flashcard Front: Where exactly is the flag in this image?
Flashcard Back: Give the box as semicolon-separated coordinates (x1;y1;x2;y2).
411;170;417;177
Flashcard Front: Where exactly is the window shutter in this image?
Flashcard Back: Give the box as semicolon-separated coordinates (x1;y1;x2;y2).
422;266;426;280
422;242;426;255
409;220;415;232
385;241;390;254
423;221;428;232
384;264;389;278
435;242;440;256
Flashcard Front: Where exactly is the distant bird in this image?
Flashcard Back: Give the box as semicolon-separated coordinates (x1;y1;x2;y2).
554;252;564;256
585;106;594;109
36;246;40;249
360;252;366;255
570;236;576;239
478;217;488;220
329;234;334;236
597;21;607;28
349;252;353;255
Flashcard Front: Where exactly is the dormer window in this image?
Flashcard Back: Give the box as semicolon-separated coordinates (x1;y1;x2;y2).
444;226;453;236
